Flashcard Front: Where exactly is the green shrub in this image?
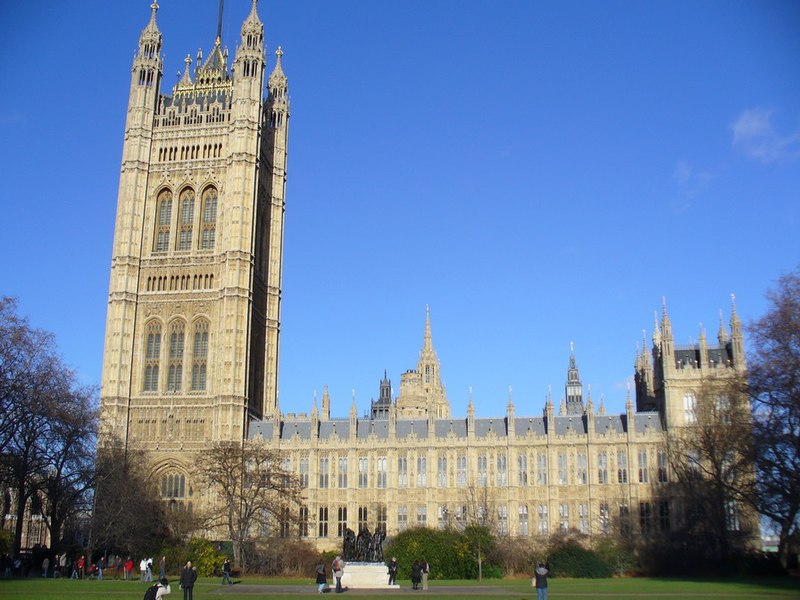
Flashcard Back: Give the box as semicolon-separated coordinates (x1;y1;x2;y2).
549;542;612;578
384;526;502;580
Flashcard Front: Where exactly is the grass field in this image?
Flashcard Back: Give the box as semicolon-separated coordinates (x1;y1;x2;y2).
0;576;797;600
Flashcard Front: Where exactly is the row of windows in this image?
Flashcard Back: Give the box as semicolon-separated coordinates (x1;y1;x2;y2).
154;187;217;253
157;143;223;162
294;449;670;490
143;319;209;393
156;471;742;539
252;500;713;539
145;272;215;292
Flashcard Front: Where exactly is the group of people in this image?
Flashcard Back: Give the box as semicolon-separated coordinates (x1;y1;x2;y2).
315;555;346;594
387;557;430;590
142;560;198;600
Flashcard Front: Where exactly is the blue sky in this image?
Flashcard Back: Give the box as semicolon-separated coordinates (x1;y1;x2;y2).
1;0;798;420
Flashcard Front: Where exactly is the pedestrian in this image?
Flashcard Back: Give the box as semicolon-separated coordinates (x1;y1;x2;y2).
146;557;154;581
114;555;123;579
315;559;327;594
332;555;344;593
411;560;422;590
387;557;398;586
159;556;167;579
179;560;198;600
221;558;232;585
125;556;134;580
41;556;50;578
532;562;549;600
97;555;106;580
421;559;429;590
140;557;148;581
77;555;86;579
155;576;172;599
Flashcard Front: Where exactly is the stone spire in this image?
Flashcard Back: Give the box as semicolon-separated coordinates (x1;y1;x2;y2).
717;309;728;346
564;342;584;415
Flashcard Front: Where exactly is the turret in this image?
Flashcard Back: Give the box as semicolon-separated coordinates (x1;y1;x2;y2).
730;294;746;369
564;343;584;415
506;387;515;439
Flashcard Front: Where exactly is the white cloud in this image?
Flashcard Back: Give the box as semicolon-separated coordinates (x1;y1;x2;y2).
731;108;800;163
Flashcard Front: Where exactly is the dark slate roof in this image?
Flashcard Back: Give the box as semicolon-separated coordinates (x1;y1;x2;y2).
319;419;350;440
474;418;506;438
554;415;588;436
594;415;625;435
248;420;273;439
435;419;468;438
634;412;663;432
396;420;428;439
357;419;388;439
246;409;662;441
515;417;547;437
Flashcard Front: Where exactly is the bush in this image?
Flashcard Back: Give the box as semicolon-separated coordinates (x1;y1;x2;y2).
549;542;612;578
158;539;226;577
384;526;502;580
245;538;322;576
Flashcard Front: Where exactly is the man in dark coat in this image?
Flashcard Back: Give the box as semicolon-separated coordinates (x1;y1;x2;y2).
179;560;198;600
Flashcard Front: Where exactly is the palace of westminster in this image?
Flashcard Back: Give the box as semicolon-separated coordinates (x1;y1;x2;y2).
96;1;750;551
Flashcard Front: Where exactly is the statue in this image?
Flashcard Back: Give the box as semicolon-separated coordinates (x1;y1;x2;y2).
343;524;385;562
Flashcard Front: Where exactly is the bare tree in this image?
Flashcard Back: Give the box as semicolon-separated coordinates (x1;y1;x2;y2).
747;266;800;569
194;439;302;571
91;439;167;557
0;297;97;556
666;373;756;564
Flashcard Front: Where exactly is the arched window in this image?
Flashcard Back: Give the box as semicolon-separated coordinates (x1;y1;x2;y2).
201;187;217;250
684;392;697;424
191;320;209;391
167;321;185;392
143;321;161;392
155;190;172;253
178;189;195;251
160;472;193;512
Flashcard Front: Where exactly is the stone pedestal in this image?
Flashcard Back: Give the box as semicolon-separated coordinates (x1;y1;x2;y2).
339;562;399;589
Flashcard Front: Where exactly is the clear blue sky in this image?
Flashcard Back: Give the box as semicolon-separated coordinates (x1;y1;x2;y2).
1;1;798;420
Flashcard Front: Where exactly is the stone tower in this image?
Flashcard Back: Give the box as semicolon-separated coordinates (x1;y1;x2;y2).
634;297;746;428
99;1;288;483
564;343;584;415
395;307;451;418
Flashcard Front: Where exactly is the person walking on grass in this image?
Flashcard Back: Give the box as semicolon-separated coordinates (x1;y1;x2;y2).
222;558;233;585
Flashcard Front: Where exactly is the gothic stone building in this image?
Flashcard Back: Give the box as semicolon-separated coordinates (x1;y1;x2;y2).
100;2;750;551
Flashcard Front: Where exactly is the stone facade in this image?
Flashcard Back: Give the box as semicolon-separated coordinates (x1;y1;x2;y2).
100;1;287;492
100;2;752;552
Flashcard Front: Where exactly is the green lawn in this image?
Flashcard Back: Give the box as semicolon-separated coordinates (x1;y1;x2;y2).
0;576;797;599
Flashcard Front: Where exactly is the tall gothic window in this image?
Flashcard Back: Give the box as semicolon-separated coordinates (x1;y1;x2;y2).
337;457;348;489
167;320;184;392
201;187;218;250
477;454;488;487
143;321;161;391
155;190;172;253
437;455;447;488
518;453;528;485
598;451;608;484
397;455;408;487
178;189;195;251
617;450;628;484
417;456;427;487
496;453;507;486
191;320;209;391
518;504;529;535
684;392;697;424
161;472;192;512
